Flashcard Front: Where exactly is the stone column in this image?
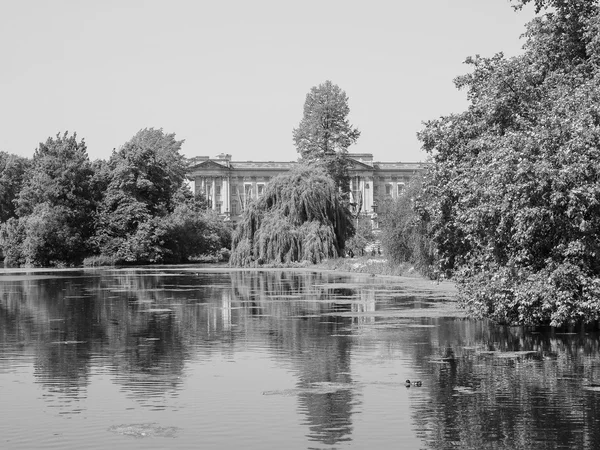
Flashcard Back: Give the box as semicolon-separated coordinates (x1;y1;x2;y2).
223;175;230;216
212;177;216;211
365;176;374;213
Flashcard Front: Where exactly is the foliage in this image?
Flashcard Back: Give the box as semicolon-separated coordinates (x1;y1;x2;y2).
0;217;25;266
1;133;95;266
0;152;30;223
292;80;360;193
418;2;600;326
230;164;354;266
379;175;436;276
345;216;375;256
16;132;95;218
93;128;230;264
94;128;185;261
20;204;89;267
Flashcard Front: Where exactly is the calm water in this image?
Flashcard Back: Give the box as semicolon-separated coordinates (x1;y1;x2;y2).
1;267;600;449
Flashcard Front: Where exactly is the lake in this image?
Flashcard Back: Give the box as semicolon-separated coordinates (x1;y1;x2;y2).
1;267;599;449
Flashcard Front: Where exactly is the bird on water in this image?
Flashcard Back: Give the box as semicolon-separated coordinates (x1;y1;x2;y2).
405;379;422;387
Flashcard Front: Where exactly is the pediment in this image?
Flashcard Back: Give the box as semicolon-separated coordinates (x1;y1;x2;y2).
347;158;374;171
188;159;228;171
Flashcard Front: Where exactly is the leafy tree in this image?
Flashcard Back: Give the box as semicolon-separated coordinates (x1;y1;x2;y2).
0;152;30;223
379;175;436;275
1;132;95;266
230;164;354;266
418;1;600;326
293;80;360;193
94;128;229;264
95;128;186;261
16;132;95;218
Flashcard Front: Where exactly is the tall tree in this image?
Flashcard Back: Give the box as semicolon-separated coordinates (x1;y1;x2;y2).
93;128;227;264
2;132;95;266
418;1;600;326
293;81;360;193
95;128;186;259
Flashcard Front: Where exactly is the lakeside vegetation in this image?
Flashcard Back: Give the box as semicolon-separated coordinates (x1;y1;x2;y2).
2;1;600;328
0;129;231;267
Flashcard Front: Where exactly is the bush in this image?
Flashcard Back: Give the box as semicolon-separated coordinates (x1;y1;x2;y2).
379;175;436;277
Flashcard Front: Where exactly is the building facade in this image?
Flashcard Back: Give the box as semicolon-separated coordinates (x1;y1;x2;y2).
186;153;426;224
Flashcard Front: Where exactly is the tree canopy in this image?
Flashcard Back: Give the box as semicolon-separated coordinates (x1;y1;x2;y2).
293;80;360;193
0;132;96;266
0;128;232;267
94;128;225;264
230;164;354;267
419;1;600;326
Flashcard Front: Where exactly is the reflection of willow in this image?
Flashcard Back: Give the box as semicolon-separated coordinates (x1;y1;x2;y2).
229;270;359;446
399;319;600;449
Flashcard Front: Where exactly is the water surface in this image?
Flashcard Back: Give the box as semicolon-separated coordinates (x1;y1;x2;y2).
1;267;599;449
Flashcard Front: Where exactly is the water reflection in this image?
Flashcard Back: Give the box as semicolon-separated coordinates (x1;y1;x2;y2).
1;268;600;449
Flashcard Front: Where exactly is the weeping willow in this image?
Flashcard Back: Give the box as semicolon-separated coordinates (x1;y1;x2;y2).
230;164;354;267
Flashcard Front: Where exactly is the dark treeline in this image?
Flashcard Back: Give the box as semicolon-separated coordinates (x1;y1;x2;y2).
0;128;231;267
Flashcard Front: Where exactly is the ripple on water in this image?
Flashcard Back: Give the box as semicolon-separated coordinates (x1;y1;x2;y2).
107;423;179;438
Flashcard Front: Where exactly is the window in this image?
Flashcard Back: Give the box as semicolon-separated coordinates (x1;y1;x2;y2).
231;202;237;216
385;184;392;196
244;183;253;198
257;183;265;197
216;202;222;214
397;183;405;196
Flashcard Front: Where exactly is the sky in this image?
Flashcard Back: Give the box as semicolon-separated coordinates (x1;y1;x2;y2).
0;0;535;163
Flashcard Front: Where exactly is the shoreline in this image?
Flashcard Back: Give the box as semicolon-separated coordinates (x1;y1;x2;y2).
1;260;458;294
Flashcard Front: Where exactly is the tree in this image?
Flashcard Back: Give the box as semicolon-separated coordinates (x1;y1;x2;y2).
93;128;230;264
230;164;354;266
418;1;600;326
94;128;187;262
0;152;30;223
1;132;95;266
379;174;436;275
293;80;360;193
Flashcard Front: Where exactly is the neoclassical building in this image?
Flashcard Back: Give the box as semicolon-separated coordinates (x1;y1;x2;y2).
186;153;426;224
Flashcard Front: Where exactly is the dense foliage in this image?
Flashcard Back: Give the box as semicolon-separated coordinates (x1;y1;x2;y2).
0;133;96;266
419;0;600;326
0;152;30;223
293;80;360;193
379;175;436;275
0;128;231;267
345;216;375;257
230;164;354;266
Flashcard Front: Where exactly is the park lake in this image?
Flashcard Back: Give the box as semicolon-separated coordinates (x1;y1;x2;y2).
1;267;600;449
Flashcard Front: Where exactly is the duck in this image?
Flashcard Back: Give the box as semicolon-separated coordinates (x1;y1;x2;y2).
405;379;422;387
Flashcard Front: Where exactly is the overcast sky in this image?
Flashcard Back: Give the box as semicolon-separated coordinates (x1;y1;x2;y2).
1;0;535;163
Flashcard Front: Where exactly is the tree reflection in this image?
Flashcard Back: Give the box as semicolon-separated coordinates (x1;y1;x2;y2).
228;270;357;446
398;320;600;449
3;269;600;448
